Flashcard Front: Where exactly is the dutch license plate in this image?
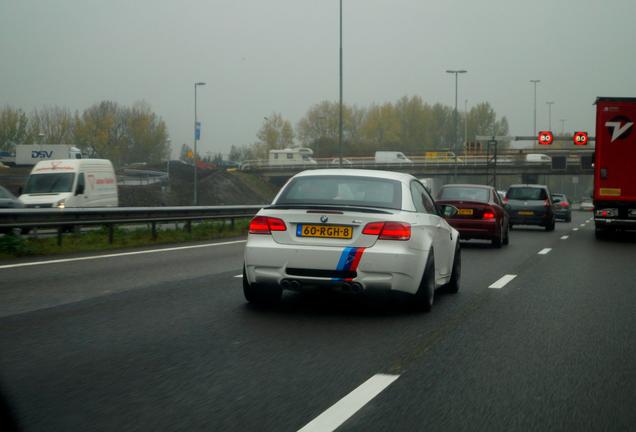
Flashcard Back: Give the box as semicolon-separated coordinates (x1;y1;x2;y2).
297;224;353;239
518;210;534;216
458;208;473;216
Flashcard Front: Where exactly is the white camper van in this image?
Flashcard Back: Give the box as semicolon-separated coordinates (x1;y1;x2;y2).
268;148;317;166
375;151;412;163
20;159;118;208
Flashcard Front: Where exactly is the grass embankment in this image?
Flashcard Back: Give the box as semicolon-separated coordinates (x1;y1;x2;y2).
0;219;249;260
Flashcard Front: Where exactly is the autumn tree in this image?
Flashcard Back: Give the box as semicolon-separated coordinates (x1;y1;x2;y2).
74;101;169;166
254;113;295;157
296;101;367;157
0;106;28;151
25;106;75;144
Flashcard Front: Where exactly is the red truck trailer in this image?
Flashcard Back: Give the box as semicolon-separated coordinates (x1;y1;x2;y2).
593;97;636;238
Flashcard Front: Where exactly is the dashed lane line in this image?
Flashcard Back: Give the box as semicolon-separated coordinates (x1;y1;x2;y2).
538;248;552;255
561;235;569;240
488;274;517;289
573;228;579;231
0;240;247;270
234;274;242;278
297;374;400;432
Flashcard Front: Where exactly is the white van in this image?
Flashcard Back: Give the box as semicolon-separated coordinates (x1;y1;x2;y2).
375;151;412;163
20;159;118;208
525;153;551;163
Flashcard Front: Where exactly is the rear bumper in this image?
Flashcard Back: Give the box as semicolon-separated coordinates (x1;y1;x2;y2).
244;236;427;295
553;209;571;219
509;210;552;226
595;218;636;229
448;219;497;239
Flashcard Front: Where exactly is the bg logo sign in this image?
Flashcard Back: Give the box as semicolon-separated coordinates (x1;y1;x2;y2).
605;116;633;143
32;151;53;158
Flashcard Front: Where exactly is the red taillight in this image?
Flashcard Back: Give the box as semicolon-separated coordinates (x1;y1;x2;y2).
482;211;496;219
379;222;411;240
503;197;509;204
362;221;411;240
249;216;287;234
362;221;384;236
559;201;569;208
267;217;287;231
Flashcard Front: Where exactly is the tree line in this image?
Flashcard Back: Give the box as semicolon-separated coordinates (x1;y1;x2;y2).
230;96;509;161
0;102;169;167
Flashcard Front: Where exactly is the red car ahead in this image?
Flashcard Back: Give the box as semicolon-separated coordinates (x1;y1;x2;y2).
437;184;510;248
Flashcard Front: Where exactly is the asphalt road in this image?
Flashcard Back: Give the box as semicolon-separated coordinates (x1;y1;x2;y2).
0;211;635;431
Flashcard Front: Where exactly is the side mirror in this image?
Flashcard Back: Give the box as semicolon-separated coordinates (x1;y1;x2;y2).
439;204;458;218
75;184;84;195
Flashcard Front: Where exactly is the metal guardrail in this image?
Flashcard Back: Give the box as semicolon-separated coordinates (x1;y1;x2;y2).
0;205;265;245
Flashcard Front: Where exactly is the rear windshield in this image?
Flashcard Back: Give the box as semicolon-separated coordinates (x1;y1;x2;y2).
24;173;75;194
438;186;490;203
276;175;403;210
551;194;566;202
507;187;547;200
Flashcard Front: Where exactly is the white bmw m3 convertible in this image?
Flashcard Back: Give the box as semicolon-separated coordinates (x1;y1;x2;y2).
243;169;461;311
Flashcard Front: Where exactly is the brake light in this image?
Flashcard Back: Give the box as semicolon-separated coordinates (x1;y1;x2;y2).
379;222;411;240
482;211;496;220
362;221;411;240
249;216;287;234
559;201;569;208
362;221;384;235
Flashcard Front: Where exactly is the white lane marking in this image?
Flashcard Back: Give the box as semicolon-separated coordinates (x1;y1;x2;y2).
234;274;243;278
297;374;399;432
573;228;579;231
561;235;569;240
0;240;247;270
579;223;585;227
538;248;552;255
488;274;517;289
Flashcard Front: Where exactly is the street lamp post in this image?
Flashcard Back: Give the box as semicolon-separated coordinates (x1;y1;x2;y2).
193;82;206;205
546;101;555;132
560;119;567;135
446;69;467;179
338;0;343;167
530;79;540;148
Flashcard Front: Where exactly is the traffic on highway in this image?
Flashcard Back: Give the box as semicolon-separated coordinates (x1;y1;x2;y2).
3;1;636;431
1;202;634;431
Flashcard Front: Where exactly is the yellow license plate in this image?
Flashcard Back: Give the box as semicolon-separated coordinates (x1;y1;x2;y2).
458;208;473;215
518;210;534;216
298;224;353;239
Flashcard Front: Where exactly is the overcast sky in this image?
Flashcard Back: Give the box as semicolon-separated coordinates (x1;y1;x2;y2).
2;0;636;157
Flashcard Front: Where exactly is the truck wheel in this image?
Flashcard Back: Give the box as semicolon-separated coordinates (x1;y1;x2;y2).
243;266;282;305
413;252;435;312
595;227;610;240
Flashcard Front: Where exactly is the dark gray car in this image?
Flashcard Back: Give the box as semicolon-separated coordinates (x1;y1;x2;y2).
551;193;572;222
0;185;23;209
505;184;555;231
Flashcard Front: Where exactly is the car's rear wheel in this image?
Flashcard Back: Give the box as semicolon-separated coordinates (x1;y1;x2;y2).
243;266;282;305
491;227;503;248
443;245;461;294
565;215;572;223
545;219;555;231
413;251;435;312
502;223;510;245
